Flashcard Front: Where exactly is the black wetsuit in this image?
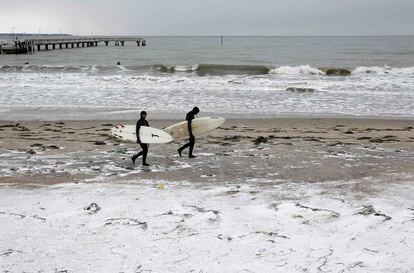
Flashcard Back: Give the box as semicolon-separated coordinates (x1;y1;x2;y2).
132;118;149;165
178;111;196;157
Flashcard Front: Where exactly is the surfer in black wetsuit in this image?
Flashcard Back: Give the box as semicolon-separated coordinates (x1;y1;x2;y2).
132;111;150;166
178;107;200;158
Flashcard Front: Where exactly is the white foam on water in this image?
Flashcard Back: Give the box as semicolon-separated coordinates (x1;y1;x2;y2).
1;65;414;118
353;66;414;75
269;65;324;75
174;65;198;72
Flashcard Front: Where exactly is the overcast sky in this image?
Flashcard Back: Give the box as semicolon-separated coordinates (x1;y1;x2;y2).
0;0;413;36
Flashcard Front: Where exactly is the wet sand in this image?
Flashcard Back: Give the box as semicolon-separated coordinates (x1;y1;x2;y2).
0;118;413;186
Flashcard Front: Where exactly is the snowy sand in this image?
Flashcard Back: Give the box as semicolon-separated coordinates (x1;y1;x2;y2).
1;178;414;273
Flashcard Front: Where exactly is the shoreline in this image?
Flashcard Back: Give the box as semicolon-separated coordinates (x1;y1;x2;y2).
1;106;414;122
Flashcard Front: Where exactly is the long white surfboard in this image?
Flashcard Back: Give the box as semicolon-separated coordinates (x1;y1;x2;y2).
111;125;173;144
164;117;225;140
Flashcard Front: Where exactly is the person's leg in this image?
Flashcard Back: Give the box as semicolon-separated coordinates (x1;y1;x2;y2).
178;142;190;157
132;144;145;165
188;136;195;158
142;144;149;166
132;151;143;165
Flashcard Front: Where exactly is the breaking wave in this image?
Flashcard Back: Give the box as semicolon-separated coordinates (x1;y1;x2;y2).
352;66;414;75
0;64;142;73
1;64;414;76
150;64;270;75
269;65;324;75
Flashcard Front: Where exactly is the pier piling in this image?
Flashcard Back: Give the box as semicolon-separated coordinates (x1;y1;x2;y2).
0;36;146;54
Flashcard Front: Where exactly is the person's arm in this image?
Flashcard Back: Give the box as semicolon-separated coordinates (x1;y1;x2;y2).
136;121;141;143
187;119;193;138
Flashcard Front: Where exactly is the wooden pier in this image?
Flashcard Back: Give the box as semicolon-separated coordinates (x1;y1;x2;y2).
0;36;146;54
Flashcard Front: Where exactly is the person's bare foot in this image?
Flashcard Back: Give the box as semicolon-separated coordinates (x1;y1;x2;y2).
189;155;196;158
178;149;182;157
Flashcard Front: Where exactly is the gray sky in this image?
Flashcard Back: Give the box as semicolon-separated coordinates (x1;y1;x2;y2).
1;0;413;36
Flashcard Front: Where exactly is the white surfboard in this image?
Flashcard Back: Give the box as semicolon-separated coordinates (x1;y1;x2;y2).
164;117;225;140
111;125;173;144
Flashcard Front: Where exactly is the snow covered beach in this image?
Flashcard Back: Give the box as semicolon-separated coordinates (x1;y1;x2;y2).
1;118;414;272
1;177;414;272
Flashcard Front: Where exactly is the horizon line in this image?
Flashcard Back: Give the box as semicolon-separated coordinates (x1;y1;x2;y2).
1;33;414;37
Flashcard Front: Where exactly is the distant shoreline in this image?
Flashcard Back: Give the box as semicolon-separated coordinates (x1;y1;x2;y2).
1;34;414;37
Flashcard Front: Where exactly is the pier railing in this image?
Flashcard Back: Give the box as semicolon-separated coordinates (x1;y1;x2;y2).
0;36;146;54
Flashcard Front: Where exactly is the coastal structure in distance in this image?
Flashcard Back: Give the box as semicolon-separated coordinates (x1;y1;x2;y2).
0;35;146;54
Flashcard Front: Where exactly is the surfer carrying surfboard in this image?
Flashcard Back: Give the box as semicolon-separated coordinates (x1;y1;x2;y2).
132;111;150;166
178;107;200;158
